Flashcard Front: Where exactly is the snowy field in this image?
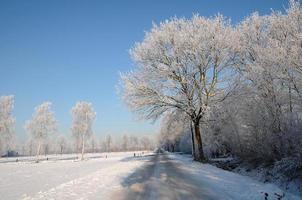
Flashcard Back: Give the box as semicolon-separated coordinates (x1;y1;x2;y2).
0;152;301;200
0;152;146;163
0;152;152;200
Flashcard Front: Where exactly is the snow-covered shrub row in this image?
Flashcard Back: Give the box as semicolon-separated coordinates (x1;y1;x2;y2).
201;0;302;170
123;0;302;171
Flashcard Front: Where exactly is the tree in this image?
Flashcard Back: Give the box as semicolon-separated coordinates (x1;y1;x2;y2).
25;102;57;162
140;136;152;150
129;135;139;151
26;138;34;156
120;15;239;161
71;102;96;160
57;135;67;155
72;128;81;154
233;0;302;160
89;134;98;153
122;134;129;151
158;110;190;152
0;95;16;155
105;135;112;152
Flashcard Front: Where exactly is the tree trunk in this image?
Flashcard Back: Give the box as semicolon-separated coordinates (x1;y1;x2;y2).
36;140;41;162
81;134;85;160
190;122;196;158
193;120;206;162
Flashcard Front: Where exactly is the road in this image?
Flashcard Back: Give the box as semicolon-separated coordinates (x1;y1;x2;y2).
112;152;226;200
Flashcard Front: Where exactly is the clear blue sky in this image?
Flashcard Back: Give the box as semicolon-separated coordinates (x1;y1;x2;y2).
0;0;288;139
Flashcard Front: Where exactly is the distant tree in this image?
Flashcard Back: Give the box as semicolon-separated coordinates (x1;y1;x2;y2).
44;143;49;156
98;138;106;152
140;136;151;150
26;138;34;156
72;129;81;154
0;95;16;155
71;102;96;160
57;135;67;155
25;102;57;162
105;135;112;152
122;134;129;151
89;134;98;153
158;111;190;152
129;135;139;151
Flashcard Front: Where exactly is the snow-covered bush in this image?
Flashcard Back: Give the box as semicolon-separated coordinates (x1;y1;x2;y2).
273;154;302;181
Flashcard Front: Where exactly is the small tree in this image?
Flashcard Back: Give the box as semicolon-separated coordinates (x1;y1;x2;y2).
0;95;16;155
71;102;96;160
25;102;57;162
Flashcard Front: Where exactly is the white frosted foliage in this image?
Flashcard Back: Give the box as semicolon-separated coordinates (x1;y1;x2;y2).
71;101;96;160
25;102;57;161
0;95;16;153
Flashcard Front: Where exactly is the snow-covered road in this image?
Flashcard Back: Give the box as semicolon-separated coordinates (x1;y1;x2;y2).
112;153;301;200
0;152;301;200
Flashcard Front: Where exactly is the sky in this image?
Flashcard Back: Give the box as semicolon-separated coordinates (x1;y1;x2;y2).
0;0;289;139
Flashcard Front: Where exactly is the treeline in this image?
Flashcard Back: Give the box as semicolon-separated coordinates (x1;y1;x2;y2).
120;0;302;173
0;96;154;161
23;133;154;156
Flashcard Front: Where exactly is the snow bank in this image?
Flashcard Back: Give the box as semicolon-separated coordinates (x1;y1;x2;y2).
168;153;302;200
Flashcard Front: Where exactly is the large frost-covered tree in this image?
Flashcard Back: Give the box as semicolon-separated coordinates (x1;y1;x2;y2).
137;1;302;178
0;95;16;155
25;102;57;162
71;102;96;160
120;15;239;161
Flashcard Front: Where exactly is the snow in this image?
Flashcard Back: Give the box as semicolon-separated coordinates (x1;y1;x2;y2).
0;152;152;200
0;152;136;163
168;153;302;200
1;152;301;200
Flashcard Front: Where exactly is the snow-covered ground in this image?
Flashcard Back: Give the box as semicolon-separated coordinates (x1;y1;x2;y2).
169;153;302;200
0;152;301;200
0;152;152;200
0;152;145;163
